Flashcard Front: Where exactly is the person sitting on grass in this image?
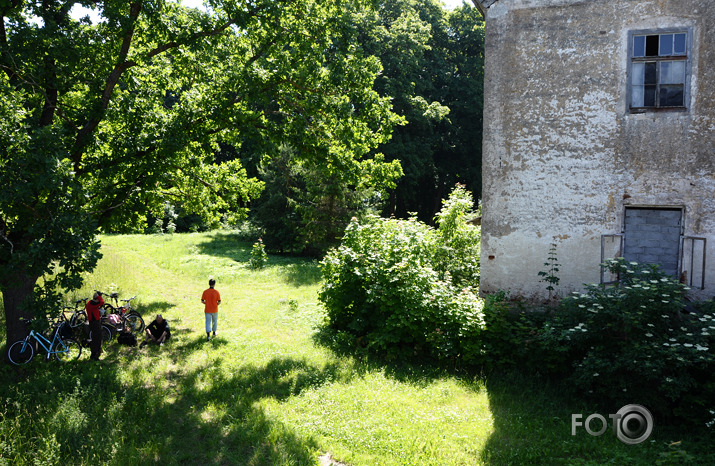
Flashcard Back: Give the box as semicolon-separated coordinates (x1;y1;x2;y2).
140;314;170;347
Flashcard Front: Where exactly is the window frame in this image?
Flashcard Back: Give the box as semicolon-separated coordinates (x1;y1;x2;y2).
627;28;692;113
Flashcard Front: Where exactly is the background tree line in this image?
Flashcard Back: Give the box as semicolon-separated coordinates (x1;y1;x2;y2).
250;0;484;254
156;0;486;255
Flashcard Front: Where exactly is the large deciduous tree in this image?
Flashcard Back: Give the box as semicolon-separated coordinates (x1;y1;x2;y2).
0;0;401;345
361;0;485;221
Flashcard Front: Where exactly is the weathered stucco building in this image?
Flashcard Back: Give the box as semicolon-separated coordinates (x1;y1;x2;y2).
473;0;715;299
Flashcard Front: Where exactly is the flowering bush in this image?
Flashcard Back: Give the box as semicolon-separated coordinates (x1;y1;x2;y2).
545;258;714;424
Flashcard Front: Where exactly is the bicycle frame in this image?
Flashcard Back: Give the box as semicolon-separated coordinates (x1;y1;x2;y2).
119;297;137;315
99;292;143;334
103;293;137;314
8;318;83;365
25;327;69;358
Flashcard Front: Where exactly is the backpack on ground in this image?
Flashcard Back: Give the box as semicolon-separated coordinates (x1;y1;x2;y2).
117;331;137;346
58;322;74;339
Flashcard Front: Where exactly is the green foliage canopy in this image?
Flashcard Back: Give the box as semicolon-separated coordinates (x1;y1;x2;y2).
250;0;484;254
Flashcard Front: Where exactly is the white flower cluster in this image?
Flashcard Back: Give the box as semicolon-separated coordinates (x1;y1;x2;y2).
567;323;587;333
699;314;715;337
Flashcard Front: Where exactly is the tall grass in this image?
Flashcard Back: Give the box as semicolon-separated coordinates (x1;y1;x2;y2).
0;232;711;465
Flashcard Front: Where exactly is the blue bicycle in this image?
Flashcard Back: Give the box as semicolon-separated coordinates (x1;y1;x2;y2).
7;319;82;365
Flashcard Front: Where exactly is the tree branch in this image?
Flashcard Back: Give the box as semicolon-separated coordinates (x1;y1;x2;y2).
0;218;14;255
71;2;272;175
182;169;215;190
93;174;147;225
72;1;143;173
0;12;10;81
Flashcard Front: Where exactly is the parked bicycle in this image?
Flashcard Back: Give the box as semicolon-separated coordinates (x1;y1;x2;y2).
61;300;113;346
101;292;145;335
68;298;88;328
7;319;81;365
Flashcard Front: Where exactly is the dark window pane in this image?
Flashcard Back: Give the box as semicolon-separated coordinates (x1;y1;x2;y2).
660;34;673;55
660;85;684;107
644;85;656;107
674;33;686;54
645;35;659;56
633;35;645;57
644;63;657;84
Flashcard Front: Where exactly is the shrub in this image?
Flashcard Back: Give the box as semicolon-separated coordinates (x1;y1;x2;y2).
249;238;268;269
433;184;481;288
544;258;714;424
472;291;559;373
318;186;482;361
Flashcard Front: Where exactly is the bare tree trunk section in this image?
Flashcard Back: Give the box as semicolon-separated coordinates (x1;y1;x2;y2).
1;272;37;348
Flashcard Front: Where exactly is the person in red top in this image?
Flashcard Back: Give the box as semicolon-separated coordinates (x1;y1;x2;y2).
201;278;221;341
86;291;105;361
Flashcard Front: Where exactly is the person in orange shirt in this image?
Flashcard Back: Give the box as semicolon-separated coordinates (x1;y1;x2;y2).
201;278;221;341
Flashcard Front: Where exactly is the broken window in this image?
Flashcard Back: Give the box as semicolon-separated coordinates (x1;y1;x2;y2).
630;31;688;110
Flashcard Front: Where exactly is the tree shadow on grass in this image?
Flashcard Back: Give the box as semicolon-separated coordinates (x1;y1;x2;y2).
477;372;588;465
474;372;702;465
0;348;341;464
274;261;322;287
312;325;457;388
195;232;253;263
139;301;175;316
311;325;711;465
196;233;322;287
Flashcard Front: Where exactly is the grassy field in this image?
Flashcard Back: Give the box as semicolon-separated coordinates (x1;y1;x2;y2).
0;231;711;465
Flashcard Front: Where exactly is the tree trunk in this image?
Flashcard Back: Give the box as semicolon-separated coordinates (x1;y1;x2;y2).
1;272;38;348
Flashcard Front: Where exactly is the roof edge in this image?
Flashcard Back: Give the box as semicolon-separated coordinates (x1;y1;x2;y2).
471;0;499;17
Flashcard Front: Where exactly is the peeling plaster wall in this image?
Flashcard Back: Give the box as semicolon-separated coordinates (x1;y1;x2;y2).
480;0;715;299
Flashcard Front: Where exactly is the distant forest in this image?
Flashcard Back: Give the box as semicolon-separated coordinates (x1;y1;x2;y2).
241;0;485;253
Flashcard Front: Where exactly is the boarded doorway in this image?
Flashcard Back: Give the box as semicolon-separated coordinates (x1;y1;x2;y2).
623;207;682;277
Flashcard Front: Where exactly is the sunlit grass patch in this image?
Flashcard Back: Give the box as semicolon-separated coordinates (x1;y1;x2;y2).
266;372;493;466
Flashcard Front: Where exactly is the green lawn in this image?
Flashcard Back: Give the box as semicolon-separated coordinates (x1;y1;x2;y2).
0;232;711;465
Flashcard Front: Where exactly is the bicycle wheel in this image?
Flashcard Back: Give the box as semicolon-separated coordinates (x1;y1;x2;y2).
101;324;113;343
70;310;87;328
8;339;35;365
128;310;145;330
53;338;81;362
89;326;112;347
125;313;145;334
